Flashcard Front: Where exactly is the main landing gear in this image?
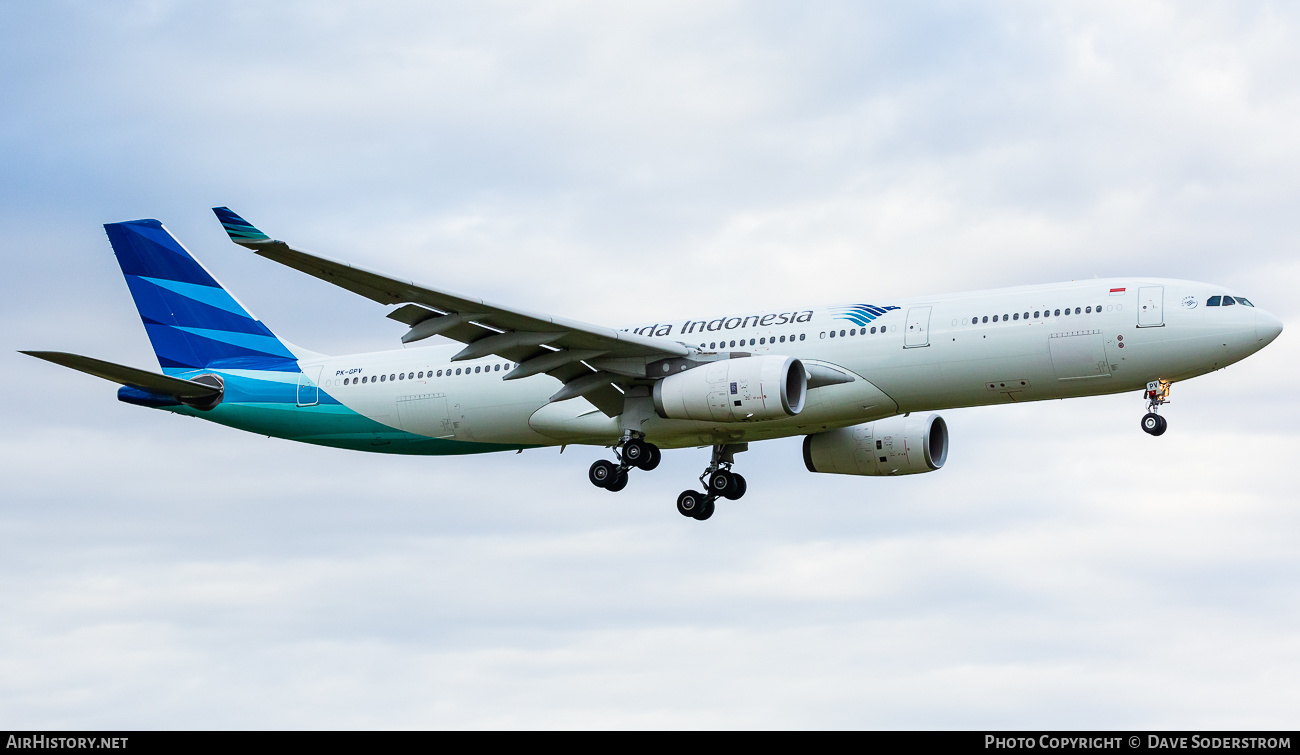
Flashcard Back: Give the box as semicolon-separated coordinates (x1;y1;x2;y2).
1141;379;1171;436
676;443;747;521
588;437;747;522
588;433;661;493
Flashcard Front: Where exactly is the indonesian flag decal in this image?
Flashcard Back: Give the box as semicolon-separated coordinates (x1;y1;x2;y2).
1110;287;1126;295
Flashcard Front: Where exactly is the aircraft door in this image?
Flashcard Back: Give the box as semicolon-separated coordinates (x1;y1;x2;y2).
1049;330;1111;380
296;366;322;407
397;393;454;437
904;307;932;348
1138;286;1164;327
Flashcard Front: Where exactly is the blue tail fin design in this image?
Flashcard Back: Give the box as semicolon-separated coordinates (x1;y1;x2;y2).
104;219;298;373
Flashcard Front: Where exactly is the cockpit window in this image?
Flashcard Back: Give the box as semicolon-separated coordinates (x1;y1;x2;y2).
1222;296;1236;306
1235;297;1254;307
1207;296;1221;306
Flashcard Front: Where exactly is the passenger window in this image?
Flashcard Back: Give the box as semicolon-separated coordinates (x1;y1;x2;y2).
820;332;826;339
709;342;716;349
343;378;349;385
880;326;886;333
730;340;736;348
1003;313;1009;320
840;330;846;337
992;315;998;322
778;335;785;342
1074;307;1080;314
982;316;988;323
379;375;386;382
799;334;806;341
1023;312;1029;319
455;368;462;375
1013;313;1019;320
1054;309;1060;316
436;370;442;377
475;366;481;373
1222;296;1236;306
398;373;405;380
870;327;877;334
829;331;835;338
495;364;501;371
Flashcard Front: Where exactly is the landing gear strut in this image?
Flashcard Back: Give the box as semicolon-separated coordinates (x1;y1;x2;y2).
1141;380;1170;436
588;432;660;492
677;443;747;521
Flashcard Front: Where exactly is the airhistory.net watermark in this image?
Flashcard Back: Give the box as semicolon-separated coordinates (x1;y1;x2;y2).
6;736;127;750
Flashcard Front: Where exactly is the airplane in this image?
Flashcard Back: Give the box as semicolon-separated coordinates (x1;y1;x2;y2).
23;209;1283;521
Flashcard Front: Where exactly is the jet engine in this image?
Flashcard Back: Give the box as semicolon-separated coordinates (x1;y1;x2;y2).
803;413;948;476
653;355;806;422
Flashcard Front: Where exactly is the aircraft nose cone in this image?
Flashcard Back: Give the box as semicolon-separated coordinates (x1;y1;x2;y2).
1256;310;1283;345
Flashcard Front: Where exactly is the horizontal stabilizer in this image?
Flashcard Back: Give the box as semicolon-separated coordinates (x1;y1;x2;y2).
20;351;222;400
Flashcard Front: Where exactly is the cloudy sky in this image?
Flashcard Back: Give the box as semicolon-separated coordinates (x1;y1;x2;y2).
2;0;1299;729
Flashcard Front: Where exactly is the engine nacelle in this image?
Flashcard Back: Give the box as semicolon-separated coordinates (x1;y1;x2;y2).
653;355;806;422
803;413;948;476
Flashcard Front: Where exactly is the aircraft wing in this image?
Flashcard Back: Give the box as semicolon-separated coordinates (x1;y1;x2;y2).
212;207;690;416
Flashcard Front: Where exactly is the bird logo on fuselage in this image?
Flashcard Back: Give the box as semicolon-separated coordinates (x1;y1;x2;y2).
830;305;900;326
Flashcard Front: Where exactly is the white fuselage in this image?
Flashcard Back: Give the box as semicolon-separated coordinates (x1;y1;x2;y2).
302;277;1280;449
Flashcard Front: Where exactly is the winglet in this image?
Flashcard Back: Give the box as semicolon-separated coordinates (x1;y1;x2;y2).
212;207;271;245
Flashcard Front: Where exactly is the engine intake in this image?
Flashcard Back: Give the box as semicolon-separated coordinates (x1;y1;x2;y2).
803;414;948;476
653;355;806;422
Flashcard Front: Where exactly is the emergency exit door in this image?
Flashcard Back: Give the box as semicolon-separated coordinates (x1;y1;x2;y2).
1137;286;1164;327
904;306;932;348
296;366;322;407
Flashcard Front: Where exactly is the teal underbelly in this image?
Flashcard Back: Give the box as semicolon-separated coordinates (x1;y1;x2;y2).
171;402;537;456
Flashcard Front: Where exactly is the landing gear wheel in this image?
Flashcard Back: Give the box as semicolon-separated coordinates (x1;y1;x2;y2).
640;444;662;471
677;490;706;517
605;471;629;492
1141;413;1167;436
708;470;735;497
693;497;716;521
727;474;747;500
622;439;647;467
589;459;617;488
624;439;660;470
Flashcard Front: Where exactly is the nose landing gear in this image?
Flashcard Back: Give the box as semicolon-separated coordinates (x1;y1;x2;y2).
1141;380;1171;436
676;443;747;521
588;432;661;493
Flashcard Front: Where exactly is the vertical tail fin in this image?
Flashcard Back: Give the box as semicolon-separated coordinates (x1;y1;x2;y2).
105;219;299;373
